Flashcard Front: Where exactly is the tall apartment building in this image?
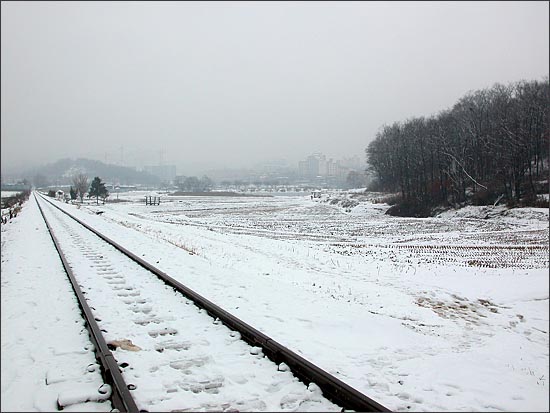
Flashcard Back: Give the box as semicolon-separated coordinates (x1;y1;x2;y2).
298;153;329;178
298;153;364;182
298;160;308;177
327;159;338;177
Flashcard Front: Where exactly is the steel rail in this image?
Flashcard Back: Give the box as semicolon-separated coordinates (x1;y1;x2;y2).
37;192;391;412
34;193;140;413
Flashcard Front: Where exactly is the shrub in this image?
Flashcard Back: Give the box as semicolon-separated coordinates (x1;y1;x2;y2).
1;190;31;209
519;192;550;208
341;199;359;209
379;194;402;206
534;180;549;195
386;199;433;217
471;189;501;206
532;197;550;208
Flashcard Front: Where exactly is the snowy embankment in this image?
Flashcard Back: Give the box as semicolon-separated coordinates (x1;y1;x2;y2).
37;191;549;412
1;196;111;412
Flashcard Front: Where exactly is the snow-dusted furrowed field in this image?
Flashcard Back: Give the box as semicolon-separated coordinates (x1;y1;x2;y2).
2;190;549;412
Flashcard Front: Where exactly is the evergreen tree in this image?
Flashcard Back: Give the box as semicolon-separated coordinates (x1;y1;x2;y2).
88;177;109;205
69;186;77;200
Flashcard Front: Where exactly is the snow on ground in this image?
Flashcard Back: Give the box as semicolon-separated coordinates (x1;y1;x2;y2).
2;191;549;412
36;197;340;412
1;195;111;412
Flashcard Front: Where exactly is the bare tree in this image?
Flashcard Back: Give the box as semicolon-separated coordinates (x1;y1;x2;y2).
72;173;88;202
366;77;549;214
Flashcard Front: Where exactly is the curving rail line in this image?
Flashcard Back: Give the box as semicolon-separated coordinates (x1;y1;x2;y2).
35;192;390;412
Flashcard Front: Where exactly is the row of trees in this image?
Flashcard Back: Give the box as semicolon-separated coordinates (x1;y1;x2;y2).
67;175;108;204
366;78;549;215
217;171;368;189
176;175;213;192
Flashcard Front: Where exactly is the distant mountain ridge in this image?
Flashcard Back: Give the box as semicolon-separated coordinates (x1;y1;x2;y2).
26;158;160;186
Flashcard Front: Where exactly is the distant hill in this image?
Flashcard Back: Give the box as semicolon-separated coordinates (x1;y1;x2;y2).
24;158;160;187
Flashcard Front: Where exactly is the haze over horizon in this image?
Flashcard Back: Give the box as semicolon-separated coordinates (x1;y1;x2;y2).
1;1;548;176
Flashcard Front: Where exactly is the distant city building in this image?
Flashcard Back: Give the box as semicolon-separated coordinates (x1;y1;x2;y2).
298;160;308;177
297;153;364;182
327;159;338;177
306;154;320;177
143;165;177;184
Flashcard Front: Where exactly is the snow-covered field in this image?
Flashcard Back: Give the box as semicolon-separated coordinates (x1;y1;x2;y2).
2;191;549;412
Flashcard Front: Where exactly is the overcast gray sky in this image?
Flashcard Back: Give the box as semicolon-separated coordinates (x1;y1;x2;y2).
1;1;548;175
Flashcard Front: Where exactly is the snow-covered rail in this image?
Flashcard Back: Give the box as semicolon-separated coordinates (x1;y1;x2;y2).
35;193;390;412
35;193;139;412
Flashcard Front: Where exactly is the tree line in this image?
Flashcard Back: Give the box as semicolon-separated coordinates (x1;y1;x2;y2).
48;174;109;205
175;175;213;192
366;78;549;216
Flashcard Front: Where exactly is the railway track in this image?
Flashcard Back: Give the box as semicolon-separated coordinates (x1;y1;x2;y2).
34;193;390;412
